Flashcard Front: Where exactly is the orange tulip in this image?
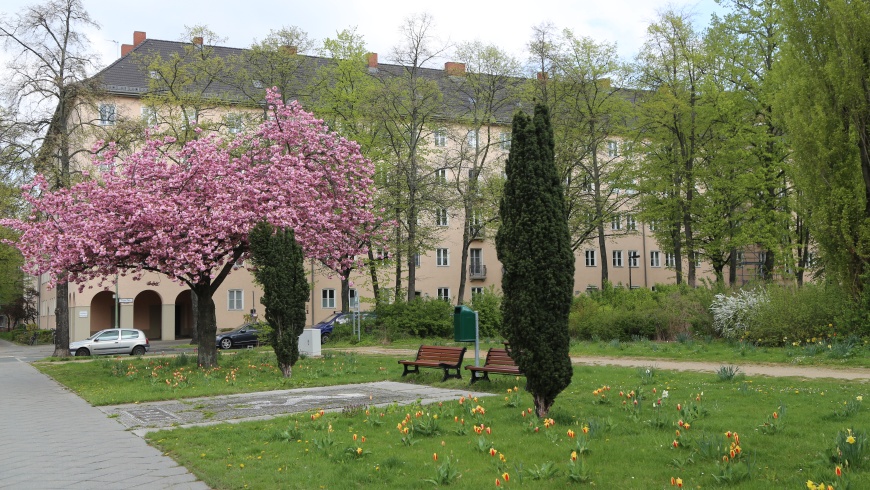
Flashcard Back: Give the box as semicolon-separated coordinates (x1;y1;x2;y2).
495;478;501;487
836;466;842;477
503;473;510;482
433;453;438;461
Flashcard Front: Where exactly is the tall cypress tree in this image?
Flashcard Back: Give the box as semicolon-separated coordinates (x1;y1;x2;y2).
248;221;309;378
496;104;574;417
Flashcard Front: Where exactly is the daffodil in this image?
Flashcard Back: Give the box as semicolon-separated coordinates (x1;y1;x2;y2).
847;435;856;444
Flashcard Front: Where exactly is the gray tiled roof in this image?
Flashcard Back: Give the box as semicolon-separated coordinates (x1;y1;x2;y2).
91;38;525;124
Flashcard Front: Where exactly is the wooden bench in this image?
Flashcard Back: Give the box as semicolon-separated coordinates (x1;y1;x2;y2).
398;345;467;381
465;348;523;384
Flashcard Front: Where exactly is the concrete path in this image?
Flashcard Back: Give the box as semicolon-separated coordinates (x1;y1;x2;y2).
0;339;208;490
102;381;492;437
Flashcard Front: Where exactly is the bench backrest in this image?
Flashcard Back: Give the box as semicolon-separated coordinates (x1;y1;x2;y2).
484;348;517;368
416;345;466;364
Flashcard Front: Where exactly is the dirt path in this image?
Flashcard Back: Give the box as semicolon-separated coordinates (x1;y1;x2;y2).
336;347;870;381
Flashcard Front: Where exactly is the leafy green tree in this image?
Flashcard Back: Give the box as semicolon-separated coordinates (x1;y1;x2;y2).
708;0;797;284
248;221;309;378
774;0;870;296
550;31;634;286
633;11;709;287
496;104;574;417
308;28;391;311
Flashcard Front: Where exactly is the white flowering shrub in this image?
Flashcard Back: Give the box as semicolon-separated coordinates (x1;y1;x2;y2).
709;289;768;339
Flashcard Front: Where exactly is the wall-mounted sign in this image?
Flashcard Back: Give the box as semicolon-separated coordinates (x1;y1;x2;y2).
78;311;88;318
119;298;133;304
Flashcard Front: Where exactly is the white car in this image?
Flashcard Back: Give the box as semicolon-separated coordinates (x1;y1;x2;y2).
69;328;150;356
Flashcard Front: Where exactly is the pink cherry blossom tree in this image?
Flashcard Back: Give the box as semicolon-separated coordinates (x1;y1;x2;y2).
3;90;378;367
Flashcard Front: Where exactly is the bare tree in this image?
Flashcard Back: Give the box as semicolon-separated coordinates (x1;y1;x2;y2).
1;0;103;356
370;13;448;301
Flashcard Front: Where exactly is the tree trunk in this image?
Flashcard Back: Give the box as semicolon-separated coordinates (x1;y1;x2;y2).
366;248;380;306
729;248;737;287
193;286;218;368
52;281;70;358
190;291;199;345
533;393;555;418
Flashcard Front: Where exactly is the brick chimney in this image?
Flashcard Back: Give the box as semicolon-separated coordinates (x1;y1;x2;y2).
121;31;146;57
537;71;548;81
445;62;466;76
280;45;298;55
192;36;203;46
366;52;378;72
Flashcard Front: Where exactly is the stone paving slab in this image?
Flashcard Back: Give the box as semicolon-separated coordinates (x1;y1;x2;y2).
0;339;208;490
102;381;492;435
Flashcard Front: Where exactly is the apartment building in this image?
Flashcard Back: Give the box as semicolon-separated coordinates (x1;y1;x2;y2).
35;31;733;341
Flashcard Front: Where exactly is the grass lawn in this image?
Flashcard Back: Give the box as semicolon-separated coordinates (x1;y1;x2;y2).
566;337;870;368
35;346;870;488
144;363;869;489
34;350;406;405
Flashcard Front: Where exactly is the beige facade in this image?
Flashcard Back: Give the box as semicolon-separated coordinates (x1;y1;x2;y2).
36;32;734;341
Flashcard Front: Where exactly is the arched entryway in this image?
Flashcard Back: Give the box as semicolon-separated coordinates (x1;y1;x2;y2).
133;290;163;340
174;290;194;339
90;291;116;334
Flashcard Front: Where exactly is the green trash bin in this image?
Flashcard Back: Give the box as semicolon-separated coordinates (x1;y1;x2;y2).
454;305;477;342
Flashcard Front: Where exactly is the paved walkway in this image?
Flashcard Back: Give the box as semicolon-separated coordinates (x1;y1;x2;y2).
0;339;208;490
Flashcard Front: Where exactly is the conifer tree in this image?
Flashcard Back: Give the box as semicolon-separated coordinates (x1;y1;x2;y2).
496;104;574;417
248;221;309;378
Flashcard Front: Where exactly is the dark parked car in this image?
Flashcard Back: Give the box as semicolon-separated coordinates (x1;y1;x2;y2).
313;312;375;343
69;328;150;356
216;324;260;349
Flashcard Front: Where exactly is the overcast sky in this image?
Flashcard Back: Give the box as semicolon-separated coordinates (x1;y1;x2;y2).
2;0;725;71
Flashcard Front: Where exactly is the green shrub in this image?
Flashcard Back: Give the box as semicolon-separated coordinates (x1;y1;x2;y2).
747;283;852;346
374;298;453;339
469;287;502;338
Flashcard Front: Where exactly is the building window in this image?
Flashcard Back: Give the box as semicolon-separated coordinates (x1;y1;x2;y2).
626;215;637;231
467;130;478;148
415;253;421;267
436;248;449;266
693;252;702;268
585;250;596;267
183;108;198;128
228;289;243;311
499;132;511;150
435;168;448;184
349;288;359;309
650;251;661;268
141;107;158;126
321;289;335;309
226;113;243;134
612;250;623;267
434;129;447;147
665;252;676;268
607;140;618;157
436;208;449;227
611;214;621;230
628;250;639;268
649;220;657;232
99;104;116;125
471;287;484;296
437;287;450;302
